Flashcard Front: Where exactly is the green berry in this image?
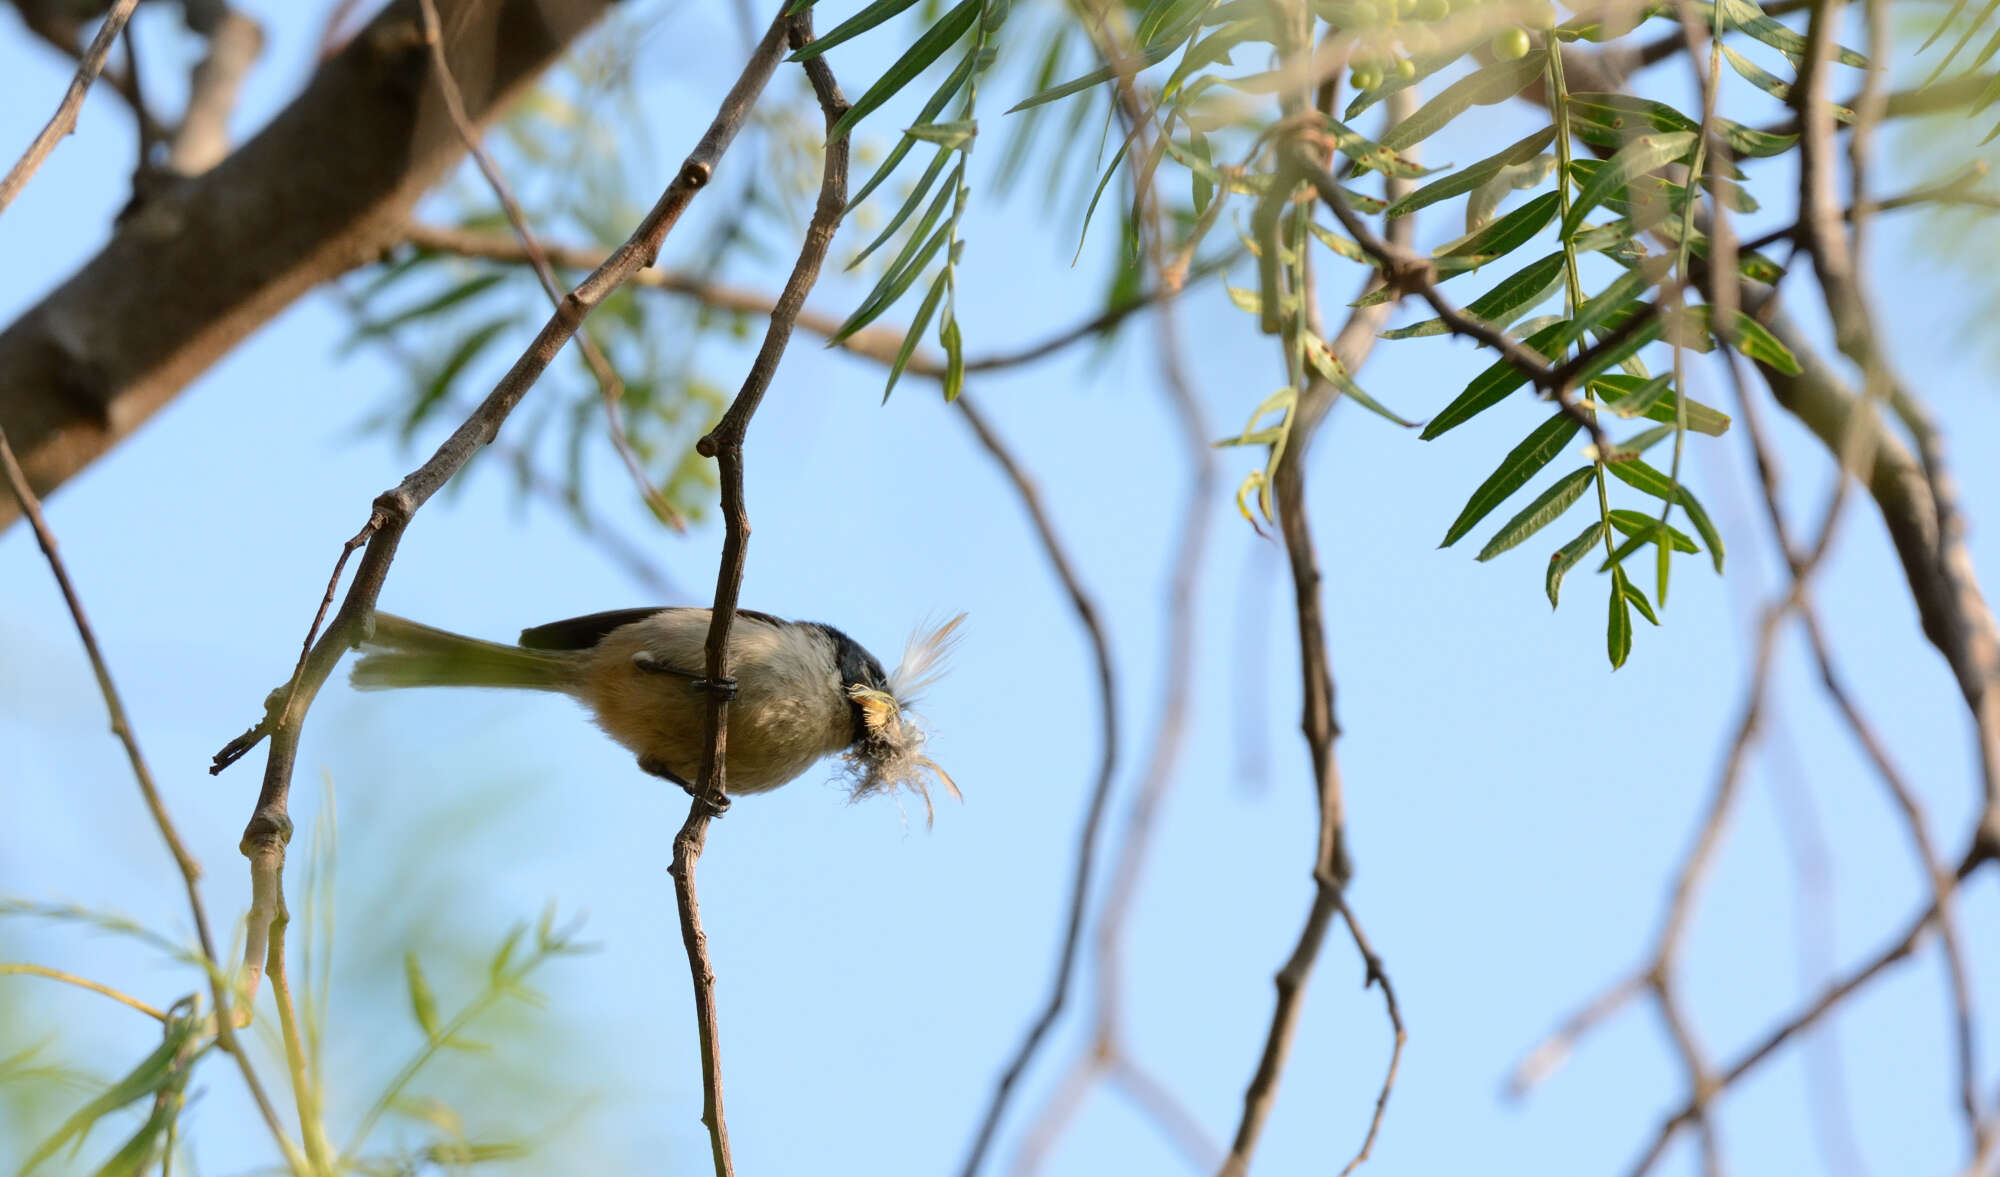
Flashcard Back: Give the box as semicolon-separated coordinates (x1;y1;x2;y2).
1394;56;1417;79
1415;0;1450;19
1351;65;1385;90
1491;27;1532;59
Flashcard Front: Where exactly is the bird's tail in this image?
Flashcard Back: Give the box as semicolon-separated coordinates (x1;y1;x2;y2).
350;613;574;693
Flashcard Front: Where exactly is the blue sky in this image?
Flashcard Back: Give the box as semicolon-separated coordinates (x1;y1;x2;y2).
2;3;1997;1176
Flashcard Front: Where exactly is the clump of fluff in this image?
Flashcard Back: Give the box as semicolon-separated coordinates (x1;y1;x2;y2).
838;614;966;824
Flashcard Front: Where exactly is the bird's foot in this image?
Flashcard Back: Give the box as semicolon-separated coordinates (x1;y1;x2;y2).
688;674;738;701
638;755;730;816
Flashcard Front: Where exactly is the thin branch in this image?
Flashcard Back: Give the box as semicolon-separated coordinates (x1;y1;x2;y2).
0;962;168;1022
667;16;848;1177
0;426;302;1170
397;222;1181;379
412;0;682;530
1220;86;1415;1177
952;394;1121;1177
0;0;141;218
212;13;805;1122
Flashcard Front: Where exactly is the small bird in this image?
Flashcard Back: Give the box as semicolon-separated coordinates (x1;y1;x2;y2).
350;607;964;818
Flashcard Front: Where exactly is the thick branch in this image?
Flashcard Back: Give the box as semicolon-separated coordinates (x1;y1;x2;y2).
0;0;612;532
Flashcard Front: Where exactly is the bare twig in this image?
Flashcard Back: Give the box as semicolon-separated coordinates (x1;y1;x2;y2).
0;0;141;218
412;0;682;530
0;426;302;1170
964;14;1218;1170
1220;85;1415;1177
952;394;1121;1177
666;16;848;1176
215;11;805;1113
398;221;1184;379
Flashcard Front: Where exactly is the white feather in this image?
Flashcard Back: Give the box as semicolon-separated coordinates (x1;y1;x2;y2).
838;612;967;824
886;613;967;703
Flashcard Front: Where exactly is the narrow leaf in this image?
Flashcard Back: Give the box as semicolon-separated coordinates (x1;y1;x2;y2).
1420;319;1568;440
792;0;923;60
1441;411;1582;547
1607;570;1634;668
1436;191;1561;259
1478;465;1597;561
1548;521;1605;609
1562;132;1697;236
1006;42;1178;112
1386;127;1556;217
1608;508;1699;552
1379;51;1547;152
829;0;979;143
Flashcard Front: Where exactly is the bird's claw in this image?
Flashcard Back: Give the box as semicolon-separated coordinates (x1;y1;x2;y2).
688;675;738;701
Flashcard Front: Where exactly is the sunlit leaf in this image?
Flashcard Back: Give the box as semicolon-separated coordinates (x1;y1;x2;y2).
1440;411;1582;547
1479;466;1597;561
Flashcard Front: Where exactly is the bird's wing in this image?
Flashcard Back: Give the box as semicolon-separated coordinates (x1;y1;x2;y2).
517;607;786;650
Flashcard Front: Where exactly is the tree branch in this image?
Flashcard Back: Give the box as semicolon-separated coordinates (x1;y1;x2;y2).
0;425;302;1170
409;0;682;530
951;394;1121;1177
209;13;803;1113
0;0;139;217
668;14;848;1175
0;0;613;532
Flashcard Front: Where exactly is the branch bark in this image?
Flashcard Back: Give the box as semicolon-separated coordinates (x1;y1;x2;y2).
0;0;612;532
667;15;848;1175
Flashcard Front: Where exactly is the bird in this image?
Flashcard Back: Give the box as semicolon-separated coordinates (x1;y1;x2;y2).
349;606;963;818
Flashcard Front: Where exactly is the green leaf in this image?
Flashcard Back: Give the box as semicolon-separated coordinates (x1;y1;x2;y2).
1593;375;1731;435
1006;42;1179;112
903;119;978;149
830;0;979;143
1420;319;1567;440
1440;411;1583;547
847;52;975;211
883;267;950;402
1562;132;1697;236
1307;220;1372;265
21;1016;198;1176
358;272;507;339
1719;0;1867;68
1721;310;1803;374
406;952;441;1039
940;313;965;403
1436;191;1561;259
1602;460;1725;572
1385;127;1556;217
1623;573;1662;625
1304;334;1418;427
403;318;512;441
1607;570;1634;668
1382;252;1564;339
1074;138;1132;262
791;0;923;60
1719;44;1854;121
1609;508;1699;552
1319;114;1439;179
1566;92;1699;147
836;218;951;343
1478;465;1597;561
850;146;953;268
1681;485;1726;573
1547;520;1606;608
1379;51;1547;152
